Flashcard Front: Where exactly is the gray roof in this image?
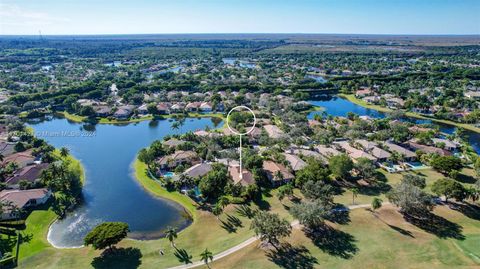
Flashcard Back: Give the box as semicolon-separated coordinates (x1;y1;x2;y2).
183;163;212;178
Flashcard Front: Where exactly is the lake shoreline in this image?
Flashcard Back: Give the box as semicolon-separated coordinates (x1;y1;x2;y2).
57;111;225;125
339;94;480;134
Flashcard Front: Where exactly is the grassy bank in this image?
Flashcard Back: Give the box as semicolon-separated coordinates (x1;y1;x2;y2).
58;111;225;125
133;158;198;220
17;152;85;261
339;94;480;134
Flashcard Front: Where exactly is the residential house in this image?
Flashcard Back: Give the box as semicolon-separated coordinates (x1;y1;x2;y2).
228;165;255;186
406;141;451;156
170;103;185;113
464;91;480;99
382;142;416;161
3;150;36;168
162;138;185;148
5;163;49;187
315;145;341;159
282;153;307;172
0;188;52;220
355;88;372;97
156;103;171;114
114;105;135;120
262;160;294;185
431;138;460;151
334;141;377;162
182;163;212;179
199;102;213;112
355;139;391;162
185;102;201;112
263;125;285;139
0;141;16;157
156;150;199;169
93;105;113;117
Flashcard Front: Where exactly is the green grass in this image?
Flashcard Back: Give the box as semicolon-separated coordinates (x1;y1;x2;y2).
133;159;198;220
340;94;480;134
207;205;480;269
58;111;225;125
17;206;57;260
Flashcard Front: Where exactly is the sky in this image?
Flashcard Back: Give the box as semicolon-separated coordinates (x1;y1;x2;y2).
0;0;479;35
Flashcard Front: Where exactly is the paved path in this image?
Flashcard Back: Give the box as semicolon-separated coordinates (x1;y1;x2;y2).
167;202;386;269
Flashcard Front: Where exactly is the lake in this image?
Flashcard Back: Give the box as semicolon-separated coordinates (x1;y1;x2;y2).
307;95;480;154
29;117;223;248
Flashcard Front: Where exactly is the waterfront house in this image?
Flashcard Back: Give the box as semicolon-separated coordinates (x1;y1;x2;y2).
356;88;372;97
0;188;52;220
114;105;135;120
162;138;185;148
156;103;171;114
5;163;49;187
156;150;199;169
431;138;460;151
170;103;185;113
199;102;213;112
182;163;212;179
186;102;201;112
262;160;294;185
93;105;113;117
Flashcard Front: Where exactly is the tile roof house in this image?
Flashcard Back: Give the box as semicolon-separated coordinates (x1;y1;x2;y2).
3;150;36;168
199;102;213;112
282;153;307;171
406;141;452;156
334;141;377;162
156;150;199;169
431;138;460;151
263;125;285;139
156;103;171;114
315;145;342;159
228;166;255;186
162;138;185;148
382;142;416;161
0;188;51;220
0;141;16;157
114;105;135;120
182;163;212;178
262;160;294;185
186;102;201;112
5;163;49;186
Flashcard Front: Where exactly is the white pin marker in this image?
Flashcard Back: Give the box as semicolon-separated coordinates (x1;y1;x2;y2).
226;106;257;179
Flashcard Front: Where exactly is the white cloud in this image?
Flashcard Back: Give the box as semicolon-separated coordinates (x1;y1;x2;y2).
0;3;70;34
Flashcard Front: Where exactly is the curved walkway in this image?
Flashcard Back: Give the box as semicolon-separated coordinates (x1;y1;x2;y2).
167;202;388;269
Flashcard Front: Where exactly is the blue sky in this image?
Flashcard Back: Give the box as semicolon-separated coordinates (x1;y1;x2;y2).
0;0;479;35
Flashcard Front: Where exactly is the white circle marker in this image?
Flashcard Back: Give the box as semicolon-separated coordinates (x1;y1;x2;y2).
226;106;257;179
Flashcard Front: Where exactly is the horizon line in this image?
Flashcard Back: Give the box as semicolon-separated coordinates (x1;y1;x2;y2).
1;32;479;37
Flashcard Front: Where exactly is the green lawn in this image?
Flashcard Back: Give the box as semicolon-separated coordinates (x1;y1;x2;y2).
133;159;198;220
207;204;480;269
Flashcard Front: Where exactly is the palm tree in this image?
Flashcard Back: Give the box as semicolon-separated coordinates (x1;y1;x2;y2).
60;147;69;158
351;188;359;205
212;204;223;219
171;122;180;132
217;196;229;209
165;227;177;248
200;248;214;268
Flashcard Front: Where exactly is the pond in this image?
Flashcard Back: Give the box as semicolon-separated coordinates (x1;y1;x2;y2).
29;117;223;248
308;95;480;154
